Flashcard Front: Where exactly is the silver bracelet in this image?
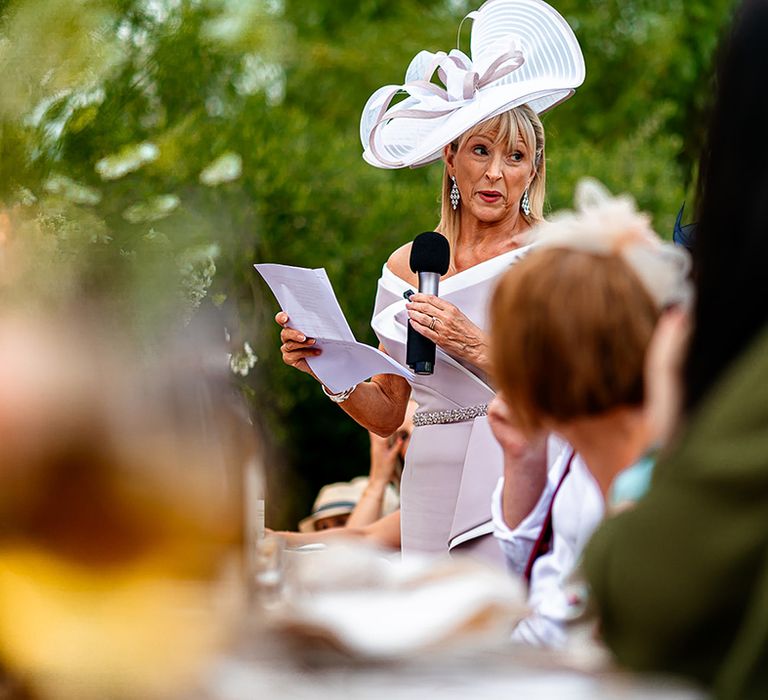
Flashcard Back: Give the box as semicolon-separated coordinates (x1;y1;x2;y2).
322;383;358;403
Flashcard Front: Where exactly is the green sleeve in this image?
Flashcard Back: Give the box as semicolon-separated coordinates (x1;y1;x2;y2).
584;329;768;686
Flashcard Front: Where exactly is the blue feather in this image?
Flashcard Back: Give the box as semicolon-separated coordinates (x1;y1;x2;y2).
673;202;696;251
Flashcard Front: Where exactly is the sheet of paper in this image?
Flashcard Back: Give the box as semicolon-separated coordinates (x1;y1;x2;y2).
255;263;412;393
309;338;411;393
255;263;355;342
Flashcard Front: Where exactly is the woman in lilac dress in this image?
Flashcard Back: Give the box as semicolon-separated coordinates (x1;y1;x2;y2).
276;0;584;564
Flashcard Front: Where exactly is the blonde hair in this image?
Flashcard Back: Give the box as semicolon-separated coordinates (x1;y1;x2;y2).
437;104;546;250
490;248;659;435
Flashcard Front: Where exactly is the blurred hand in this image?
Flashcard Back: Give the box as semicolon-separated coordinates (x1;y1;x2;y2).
644;307;691;447
368;430;403;486
487;394;529;460
488;394;548;530
275;311;320;379
406;294;488;368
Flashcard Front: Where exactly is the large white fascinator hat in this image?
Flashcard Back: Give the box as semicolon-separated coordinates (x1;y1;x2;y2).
360;0;585;170
530;179;694;310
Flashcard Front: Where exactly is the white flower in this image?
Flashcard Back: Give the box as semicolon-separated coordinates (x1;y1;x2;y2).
229;341;258;377
177;244;220;323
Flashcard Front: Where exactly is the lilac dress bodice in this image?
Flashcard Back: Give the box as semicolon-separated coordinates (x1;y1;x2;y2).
371;246;532;565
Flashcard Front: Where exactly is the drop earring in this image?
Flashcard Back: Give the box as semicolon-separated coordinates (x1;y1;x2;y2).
521;188;531;216
450;176;460;210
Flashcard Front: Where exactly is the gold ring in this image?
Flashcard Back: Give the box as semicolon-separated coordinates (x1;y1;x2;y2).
429;316;437;331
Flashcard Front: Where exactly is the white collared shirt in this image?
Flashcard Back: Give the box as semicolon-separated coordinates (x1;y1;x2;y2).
492;436;604;648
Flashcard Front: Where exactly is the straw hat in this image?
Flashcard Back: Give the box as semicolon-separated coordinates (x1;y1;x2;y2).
360;0;585;170
299;476;400;533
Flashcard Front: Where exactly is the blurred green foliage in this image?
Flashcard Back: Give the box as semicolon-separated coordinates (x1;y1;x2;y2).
0;0;736;526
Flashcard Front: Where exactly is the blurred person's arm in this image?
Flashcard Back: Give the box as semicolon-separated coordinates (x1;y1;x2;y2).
271;510;401;550
488;396;551;576
488;396;548;529
644;308;691;448
346;432;402;528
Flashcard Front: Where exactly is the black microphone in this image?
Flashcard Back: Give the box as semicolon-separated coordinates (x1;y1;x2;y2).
406;232;451;375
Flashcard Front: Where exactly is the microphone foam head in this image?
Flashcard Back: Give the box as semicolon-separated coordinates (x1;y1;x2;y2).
409;232;450;274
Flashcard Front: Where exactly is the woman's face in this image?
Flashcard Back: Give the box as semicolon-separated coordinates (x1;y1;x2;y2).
313;513;350;531
446;131;535;226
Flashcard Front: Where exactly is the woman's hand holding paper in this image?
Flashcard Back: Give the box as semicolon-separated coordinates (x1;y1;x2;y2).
276;311;321;379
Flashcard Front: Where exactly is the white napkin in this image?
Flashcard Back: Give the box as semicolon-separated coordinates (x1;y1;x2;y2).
273;542;528;659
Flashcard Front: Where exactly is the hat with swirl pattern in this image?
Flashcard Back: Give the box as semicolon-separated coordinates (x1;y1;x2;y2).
360;0;585;170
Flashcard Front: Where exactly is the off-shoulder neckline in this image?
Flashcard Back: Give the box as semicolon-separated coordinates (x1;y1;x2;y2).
382;244;533;293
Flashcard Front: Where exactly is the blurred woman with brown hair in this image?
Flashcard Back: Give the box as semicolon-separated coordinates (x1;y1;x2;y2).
487;181;691;646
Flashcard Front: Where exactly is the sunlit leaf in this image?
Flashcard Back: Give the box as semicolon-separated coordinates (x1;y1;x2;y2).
12;187;38;207
234;54;285;103
122;194;180;223
199;152;243;185
0;0;121;120
202;0;291;55
96;143;160;181
43;174;101;206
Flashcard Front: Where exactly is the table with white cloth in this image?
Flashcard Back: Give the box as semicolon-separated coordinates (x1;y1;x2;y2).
202;633;705;700
196;543;706;700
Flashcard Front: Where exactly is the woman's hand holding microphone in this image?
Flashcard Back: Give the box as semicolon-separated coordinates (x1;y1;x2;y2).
406;293;490;372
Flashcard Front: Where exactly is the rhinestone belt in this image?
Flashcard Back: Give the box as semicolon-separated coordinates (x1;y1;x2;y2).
412;403;489;427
